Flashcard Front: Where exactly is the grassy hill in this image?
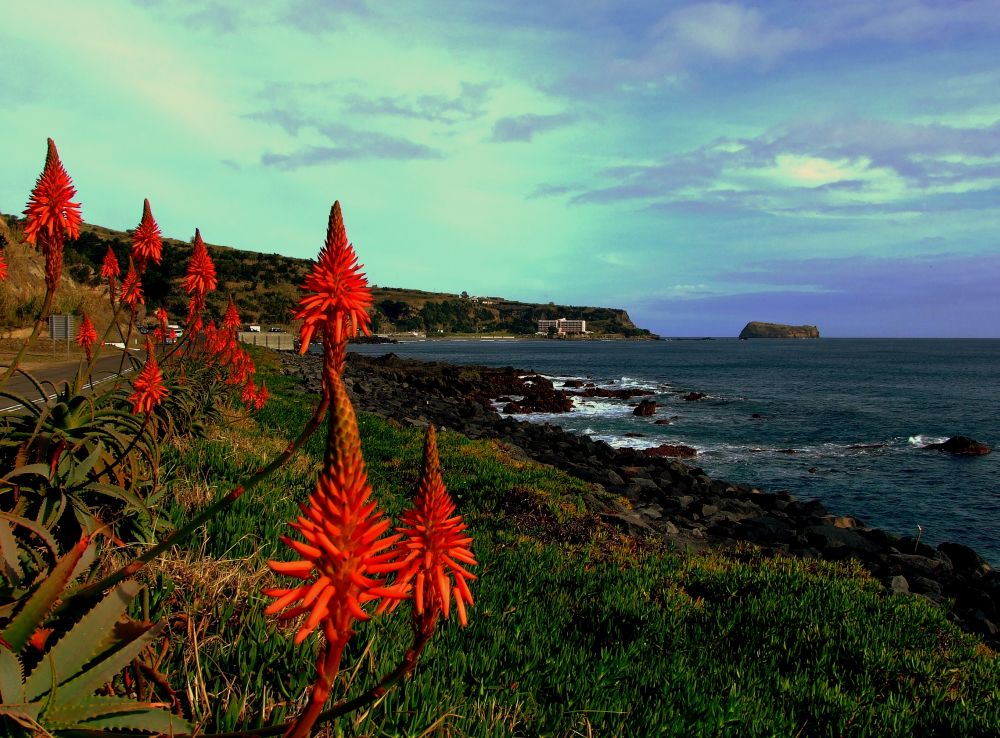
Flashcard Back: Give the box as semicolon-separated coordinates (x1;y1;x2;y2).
1;214;653;337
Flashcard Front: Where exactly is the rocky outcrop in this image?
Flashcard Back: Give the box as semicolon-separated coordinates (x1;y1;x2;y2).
643;443;697;458
281;351;999;649
739;321;820;339
922;436;992;456
633;399;657;417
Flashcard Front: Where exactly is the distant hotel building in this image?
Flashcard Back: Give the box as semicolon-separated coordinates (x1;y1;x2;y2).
537;318;587;335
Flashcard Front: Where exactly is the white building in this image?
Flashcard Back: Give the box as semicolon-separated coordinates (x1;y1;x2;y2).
537;318;587;335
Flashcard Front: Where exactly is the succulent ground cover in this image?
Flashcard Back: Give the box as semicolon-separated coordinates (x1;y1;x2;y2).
153;360;1000;736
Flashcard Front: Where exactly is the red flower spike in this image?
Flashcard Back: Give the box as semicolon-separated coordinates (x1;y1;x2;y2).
264;467;408;645
183;229;217;299
293;201;372;356
0;249;7;282
23;138;82;247
129;339;168;414
254;381;269;410
154;307;168;331
100;246;120;297
397;425;476;627
120;259;144;308
241;378;257;406
77;313;97;361
132;198;163;269
222;298;241;332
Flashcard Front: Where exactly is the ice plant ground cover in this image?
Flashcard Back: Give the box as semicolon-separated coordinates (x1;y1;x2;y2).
152;357;1000;736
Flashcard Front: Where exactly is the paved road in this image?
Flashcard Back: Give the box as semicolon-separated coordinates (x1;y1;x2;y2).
0;350;142;413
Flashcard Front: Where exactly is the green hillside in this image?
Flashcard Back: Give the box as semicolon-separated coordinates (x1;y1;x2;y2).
2;215;653;337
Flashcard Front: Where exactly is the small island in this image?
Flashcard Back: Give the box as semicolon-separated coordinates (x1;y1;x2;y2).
739;321;820;339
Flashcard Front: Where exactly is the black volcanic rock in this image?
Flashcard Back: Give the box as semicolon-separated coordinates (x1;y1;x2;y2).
922;436;992;456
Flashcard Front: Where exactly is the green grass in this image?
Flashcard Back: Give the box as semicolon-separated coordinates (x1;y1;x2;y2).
148;357;1000;737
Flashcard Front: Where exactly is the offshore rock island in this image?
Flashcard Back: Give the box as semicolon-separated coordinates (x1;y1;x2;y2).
739;321;820;339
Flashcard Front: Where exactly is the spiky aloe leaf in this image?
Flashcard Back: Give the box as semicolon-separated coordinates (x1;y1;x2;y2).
24;581;142;702
43;620;165;708
0;643;24;703
0;517;22;581
0;511;58;560
1;538;89;651
41;695;191;733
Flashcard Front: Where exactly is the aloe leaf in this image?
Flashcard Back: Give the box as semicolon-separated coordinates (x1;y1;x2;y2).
0;702;43;730
46;620;165;707
0;644;25;703
2;463;54;481
0;511;59;559
1;537;89;652
78;483;149;511
23;582;142;702
42;694;191;733
0;516;23;581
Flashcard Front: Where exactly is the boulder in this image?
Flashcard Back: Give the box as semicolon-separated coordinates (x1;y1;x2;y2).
643;443;697;459
922;436;991;456
633;399;657;416
683;392;706;401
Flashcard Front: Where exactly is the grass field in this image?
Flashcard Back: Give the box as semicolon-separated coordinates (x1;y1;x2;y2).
147;352;999;737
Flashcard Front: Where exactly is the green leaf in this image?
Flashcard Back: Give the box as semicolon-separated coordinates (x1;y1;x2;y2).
0;516;23;581
0;644;25;703
40;695;191;733
1;538;90;652
23;582;142;702
46;621;165;708
2;463;53;481
0;511;58;561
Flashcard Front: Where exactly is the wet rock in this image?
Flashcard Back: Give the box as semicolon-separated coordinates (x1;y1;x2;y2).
922;435;992;456
683;392;706;401
643;443;697;459
633;399;657;416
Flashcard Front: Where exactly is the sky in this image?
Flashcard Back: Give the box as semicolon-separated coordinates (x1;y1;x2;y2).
2;1;999;337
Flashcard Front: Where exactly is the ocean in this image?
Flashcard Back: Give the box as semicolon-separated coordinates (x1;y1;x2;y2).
348;339;999;565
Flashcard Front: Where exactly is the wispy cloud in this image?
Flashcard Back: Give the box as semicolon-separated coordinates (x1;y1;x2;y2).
343;82;493;123
490;112;577;142
260;125;441;168
570;115;1000;214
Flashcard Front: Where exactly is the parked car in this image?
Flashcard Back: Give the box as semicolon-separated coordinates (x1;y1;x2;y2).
269;327;283;332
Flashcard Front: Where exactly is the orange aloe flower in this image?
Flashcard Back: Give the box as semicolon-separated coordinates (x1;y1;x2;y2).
397;425;476;627
183;229;217;300
23;139;82;292
76;313;98;361
120;259;144;308
132;198;163;269
23;138;82;246
264;465;409;644
129;339;168;414
293;201;372;353
240;378;257;406
222;298;241;332
100;246;120;296
253;381;269;410
0;249;7;281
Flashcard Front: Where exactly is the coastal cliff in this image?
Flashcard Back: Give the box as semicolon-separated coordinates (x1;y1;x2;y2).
739;321;820;339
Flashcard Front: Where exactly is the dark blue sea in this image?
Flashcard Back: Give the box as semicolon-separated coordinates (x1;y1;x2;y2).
348;339;999;565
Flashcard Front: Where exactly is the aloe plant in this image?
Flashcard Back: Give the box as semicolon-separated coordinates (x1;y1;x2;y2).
0;539;191;736
0;373;160;550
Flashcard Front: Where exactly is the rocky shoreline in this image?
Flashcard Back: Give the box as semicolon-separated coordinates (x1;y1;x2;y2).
282;352;999;648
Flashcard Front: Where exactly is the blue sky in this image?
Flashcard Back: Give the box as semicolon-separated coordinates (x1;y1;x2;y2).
2;1;999;336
